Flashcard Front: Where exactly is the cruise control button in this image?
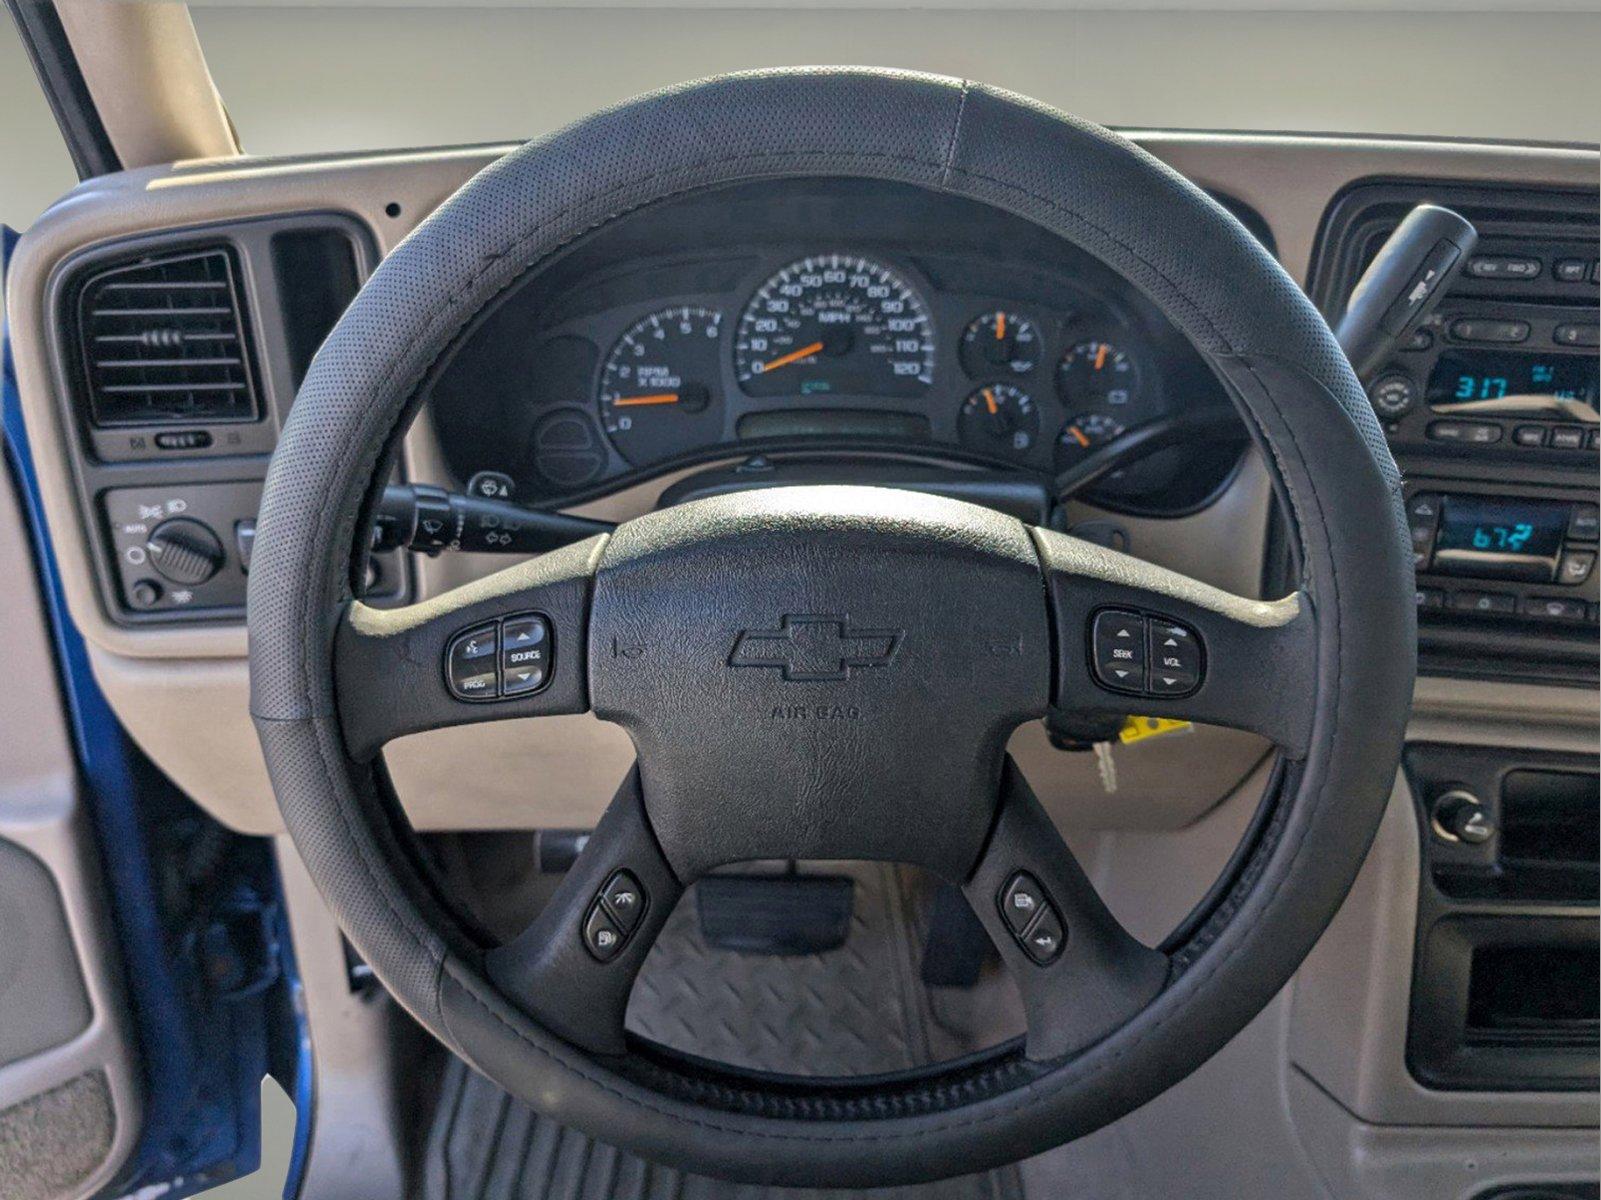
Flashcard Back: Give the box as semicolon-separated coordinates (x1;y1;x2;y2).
446;623;500;700
600;870;645;933
1091;610;1146;693
501;614;552;696
1021;907;1066;964
1000;872;1047;935
583;901;626;962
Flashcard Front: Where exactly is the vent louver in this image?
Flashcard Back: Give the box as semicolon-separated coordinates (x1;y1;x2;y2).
76;247;260;428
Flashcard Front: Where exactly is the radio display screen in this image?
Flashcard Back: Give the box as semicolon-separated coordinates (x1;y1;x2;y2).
1432;495;1569;580
1427;350;1598;407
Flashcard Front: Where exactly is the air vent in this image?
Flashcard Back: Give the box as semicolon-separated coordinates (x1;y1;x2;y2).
76;247;260;428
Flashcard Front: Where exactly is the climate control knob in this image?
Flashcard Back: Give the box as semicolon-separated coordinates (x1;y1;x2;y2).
146;517;225;586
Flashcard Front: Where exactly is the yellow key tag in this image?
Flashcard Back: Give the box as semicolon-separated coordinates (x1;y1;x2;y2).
1118;715;1194;745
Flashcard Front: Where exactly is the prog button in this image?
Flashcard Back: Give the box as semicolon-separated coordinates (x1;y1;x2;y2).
446;623;500;701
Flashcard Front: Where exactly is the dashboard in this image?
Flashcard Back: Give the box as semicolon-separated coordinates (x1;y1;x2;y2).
425;180;1243;515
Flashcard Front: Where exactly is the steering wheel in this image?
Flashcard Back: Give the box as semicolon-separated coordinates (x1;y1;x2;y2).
248;69;1414;1187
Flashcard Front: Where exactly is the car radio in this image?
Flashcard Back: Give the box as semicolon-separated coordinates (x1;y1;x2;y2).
1367;297;1598;457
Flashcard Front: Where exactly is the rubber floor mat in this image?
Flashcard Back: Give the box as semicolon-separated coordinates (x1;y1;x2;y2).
625;862;938;1076
422;1054;1025;1200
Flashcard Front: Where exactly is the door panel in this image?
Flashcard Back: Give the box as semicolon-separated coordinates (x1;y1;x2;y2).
1;266;141;1197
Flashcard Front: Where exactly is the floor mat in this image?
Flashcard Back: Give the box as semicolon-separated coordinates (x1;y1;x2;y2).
423;1055;1025;1200
625;862;941;1076
424;863;1025;1198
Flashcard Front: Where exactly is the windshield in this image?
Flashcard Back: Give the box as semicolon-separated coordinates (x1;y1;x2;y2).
192;4;1599;158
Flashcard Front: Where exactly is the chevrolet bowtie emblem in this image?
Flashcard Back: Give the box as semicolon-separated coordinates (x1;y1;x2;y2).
728;615;902;682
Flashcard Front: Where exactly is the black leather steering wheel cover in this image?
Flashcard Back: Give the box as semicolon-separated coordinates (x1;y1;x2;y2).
248;68;1415;1185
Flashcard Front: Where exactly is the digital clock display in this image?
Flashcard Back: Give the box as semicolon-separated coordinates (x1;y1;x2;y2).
1427;350;1598;407
1432;495;1569;581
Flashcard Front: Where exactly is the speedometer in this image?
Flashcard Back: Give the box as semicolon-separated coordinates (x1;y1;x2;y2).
734;254;933;397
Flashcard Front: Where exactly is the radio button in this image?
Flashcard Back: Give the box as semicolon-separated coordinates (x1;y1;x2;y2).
1557;550;1595;586
1467;256;1541;281
1512;425;1548;448
1450;590;1516;616
1449;318;1529;344
1550;426;1586;451
1428;420;1502;445
1521;596;1587;623
1553;323;1599;348
1368;373;1418;419
1554;258;1590;283
1415;587;1446;611
1091;610;1147;693
1569;504;1599;543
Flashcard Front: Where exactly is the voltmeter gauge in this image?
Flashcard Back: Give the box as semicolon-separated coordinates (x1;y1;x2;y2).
1058;340;1143;411
958;384;1040;459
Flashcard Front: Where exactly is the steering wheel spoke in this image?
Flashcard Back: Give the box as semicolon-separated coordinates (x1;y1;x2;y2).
1033;525;1317;757
966;758;1168;1062
484;766;682;1057
333;534;605;759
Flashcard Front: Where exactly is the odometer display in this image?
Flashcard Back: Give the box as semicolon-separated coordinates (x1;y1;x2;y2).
734;255;933;397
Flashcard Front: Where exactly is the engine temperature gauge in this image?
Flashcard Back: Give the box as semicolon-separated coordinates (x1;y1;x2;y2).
958;384;1040;459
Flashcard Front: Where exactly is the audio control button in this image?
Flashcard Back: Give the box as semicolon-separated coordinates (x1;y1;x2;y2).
446;623;500;701
501;613;552;696
1091;610;1146;693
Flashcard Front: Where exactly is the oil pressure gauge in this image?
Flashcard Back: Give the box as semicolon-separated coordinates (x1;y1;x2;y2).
960;311;1040;377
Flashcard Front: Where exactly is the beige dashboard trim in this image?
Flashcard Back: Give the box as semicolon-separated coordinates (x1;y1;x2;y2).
5;131;1597;840
55;0;239;169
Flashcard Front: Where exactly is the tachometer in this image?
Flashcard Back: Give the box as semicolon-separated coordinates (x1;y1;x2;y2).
734;255;933;397
598;306;723;466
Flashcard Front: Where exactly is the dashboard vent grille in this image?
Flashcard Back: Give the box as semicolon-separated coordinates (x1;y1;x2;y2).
76;247;260;428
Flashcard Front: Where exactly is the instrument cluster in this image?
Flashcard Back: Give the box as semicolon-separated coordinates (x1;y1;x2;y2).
425;180;1241;512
